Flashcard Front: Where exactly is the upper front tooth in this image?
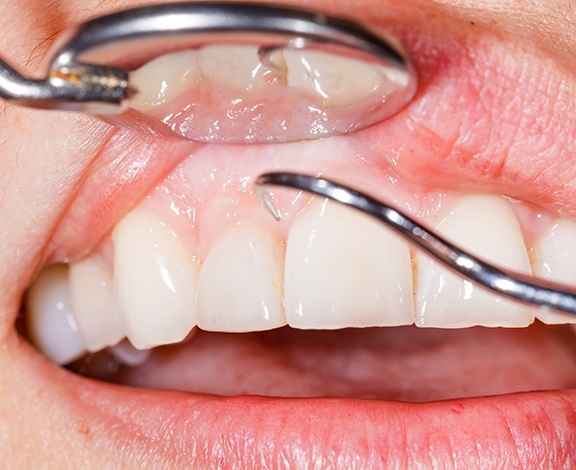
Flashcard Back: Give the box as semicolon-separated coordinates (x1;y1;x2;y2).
285;198;414;329
68;257;124;352
113;208;200;349
129;50;202;111
25;264;86;365
415;195;535;328
196;222;286;332
532;219;576;324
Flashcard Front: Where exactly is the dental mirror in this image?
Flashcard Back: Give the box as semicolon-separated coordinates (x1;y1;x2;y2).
0;2;417;143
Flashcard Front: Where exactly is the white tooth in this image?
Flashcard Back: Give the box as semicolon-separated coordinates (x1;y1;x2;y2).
68;257;124;352
284;49;397;107
25;265;86;364
415;195;534;328
532;219;576;324
197;45;269;92
285;198;413;329
129;50;202;111
109;340;152;367
197;222;286;332
113;208;200;349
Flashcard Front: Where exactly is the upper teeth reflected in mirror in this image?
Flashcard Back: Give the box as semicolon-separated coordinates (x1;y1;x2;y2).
127;43;416;143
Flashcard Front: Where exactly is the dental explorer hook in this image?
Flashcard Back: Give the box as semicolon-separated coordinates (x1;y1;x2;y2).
255;172;576;318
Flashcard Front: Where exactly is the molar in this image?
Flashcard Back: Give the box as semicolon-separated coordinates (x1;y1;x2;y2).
196;222;286;332
284;198;414;329
415;195;535;328
113;208;200;349
25;265;86;365
69;257;124;352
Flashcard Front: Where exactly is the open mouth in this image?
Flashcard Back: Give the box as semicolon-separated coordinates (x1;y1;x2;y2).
4;0;576;467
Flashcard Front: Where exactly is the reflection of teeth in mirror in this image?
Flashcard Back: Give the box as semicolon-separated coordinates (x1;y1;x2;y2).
124;44;417;143
25;264;87;365
532;219;576;324
283;49;399;107
197;45;272;92
128;45;404;111
129;50;203;112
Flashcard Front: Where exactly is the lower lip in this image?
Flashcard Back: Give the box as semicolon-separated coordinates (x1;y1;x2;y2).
58;362;575;467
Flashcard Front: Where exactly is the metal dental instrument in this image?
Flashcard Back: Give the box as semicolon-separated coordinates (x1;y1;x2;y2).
255;172;576;318
0;2;415;114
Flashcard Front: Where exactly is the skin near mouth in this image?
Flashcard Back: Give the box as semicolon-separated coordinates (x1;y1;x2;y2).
3;0;576;468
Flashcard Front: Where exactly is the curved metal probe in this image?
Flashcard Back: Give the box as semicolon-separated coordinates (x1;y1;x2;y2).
255;172;576;318
0;2;413;113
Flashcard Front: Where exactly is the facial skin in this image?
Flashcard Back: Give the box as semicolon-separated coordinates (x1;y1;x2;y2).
0;0;575;467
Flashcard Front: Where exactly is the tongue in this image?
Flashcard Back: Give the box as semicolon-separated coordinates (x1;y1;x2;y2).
73;323;576;402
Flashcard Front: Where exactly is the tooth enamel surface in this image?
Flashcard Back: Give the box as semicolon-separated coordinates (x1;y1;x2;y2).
532;219;576;324
197;45;269;93
113;208;200;349
197;222;286;332
129;50;202;111
284;49;389;107
415;195;535;328
68;257;124;352
285;198;414;329
26;265;86;365
109;340;152;367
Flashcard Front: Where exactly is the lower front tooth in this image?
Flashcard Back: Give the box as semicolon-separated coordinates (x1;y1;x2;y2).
25;265;86;365
109;340;152;367
416;195;535;328
285;198;414;329
532;219;576;324
196;222;286;332
69;257;124;352
113;208;200;349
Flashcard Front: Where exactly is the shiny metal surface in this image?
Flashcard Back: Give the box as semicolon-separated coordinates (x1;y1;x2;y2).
255;172;576;318
0;2;414;113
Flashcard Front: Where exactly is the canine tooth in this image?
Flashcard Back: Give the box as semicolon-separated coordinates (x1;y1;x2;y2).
129;50;202;111
284;49;398;107
532;219;576;324
415;195;535;328
197;45;269;92
285;198;413;329
197;222;286;332
25;265;86;365
68;257;124;352
113;208;200;349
